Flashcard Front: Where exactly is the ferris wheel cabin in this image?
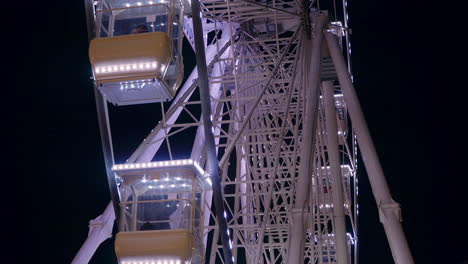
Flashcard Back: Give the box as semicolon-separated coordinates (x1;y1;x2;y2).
89;0;188;105
112;159;211;264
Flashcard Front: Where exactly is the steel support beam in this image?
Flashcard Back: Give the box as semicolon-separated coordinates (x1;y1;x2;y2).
83;0;120;226
322;80;349;264
286;12;328;264
325;31;414;264
191;0;234;263
93;88;121;222
128;31;233;163
72;202;115;264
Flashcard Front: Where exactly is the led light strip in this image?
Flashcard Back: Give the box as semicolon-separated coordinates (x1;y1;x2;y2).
121;259;183;264
124;0;166;7
318;164;352;171
112;159;213;187
95;62;159;74
112;159;194;171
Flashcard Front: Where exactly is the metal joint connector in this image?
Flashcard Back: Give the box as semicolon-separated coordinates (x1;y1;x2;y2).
378;201;402;223
326;21;347;37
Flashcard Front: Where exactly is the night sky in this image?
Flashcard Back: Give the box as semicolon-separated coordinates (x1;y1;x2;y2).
19;0;458;263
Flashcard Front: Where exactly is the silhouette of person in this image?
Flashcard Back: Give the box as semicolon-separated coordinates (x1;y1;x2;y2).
140;221;155;231
131;24;149;34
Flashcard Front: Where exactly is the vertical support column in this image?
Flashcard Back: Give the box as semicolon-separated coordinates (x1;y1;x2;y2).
286;12;328;264
191;1;234;263
72;2;119;263
83;0;120;224
93;89;121;223
325;32;414;264
322;80;349;264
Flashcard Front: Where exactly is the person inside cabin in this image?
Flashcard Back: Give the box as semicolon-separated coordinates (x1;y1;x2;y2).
139;193;177;231
131;24;149;34
140;221;155;231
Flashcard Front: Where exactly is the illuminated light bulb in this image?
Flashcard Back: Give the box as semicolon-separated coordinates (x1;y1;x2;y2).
160;185;164;188
182;160;187;165
149;0;153;3
112;165;117;170
161;23;165;26
170;260;175;264
188;159;193;164
139;63;144;69
149;186;153;189
175;260;181;264
147;162;153;167
164;178;169;181
145;63;151;69
137;2;142;5
126;65;130;71
151;62;157;68
95;68;100;73
176;160;181;165
175;177;181;180
130;164;135;168
142;163;147;168
157;261;162;264
164;161;169;166
170;160;176;165
158;161;164;166
124;164;129;169
163;261;168;264
142;178;147;183
136;164;141;168
153;162;159;167
160;64;166;72
102;68;107;73
171;184;175;188
125;3;130;7
107;66;113;72
120;65;125;71
118;165;124;169
182;183;186;187
153;179;159;182
132;64;137;69
113;66;118;71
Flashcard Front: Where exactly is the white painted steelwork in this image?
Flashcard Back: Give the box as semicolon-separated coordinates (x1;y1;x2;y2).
76;0;414;263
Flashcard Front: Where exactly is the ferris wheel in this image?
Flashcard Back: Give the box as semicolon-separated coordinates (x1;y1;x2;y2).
73;0;413;263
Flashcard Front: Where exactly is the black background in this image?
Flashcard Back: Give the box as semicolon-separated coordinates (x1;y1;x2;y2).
12;0;459;263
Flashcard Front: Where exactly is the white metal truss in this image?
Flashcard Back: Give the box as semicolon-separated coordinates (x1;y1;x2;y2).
76;0;415;263
124;5;358;263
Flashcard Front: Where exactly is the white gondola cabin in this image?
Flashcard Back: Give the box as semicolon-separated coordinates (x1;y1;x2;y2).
112;159;211;264
89;0;187;105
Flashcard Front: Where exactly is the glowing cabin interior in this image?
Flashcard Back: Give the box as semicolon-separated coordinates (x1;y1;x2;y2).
89;0;185;105
112;159;211;264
